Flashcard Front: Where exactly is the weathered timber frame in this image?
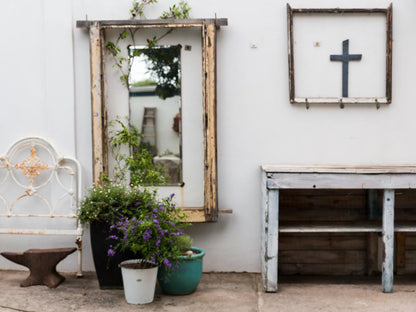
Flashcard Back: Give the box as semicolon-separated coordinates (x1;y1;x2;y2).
77;19;227;222
287;4;393;105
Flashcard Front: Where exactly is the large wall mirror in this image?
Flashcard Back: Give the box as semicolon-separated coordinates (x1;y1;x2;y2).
129;45;183;185
77;19;227;222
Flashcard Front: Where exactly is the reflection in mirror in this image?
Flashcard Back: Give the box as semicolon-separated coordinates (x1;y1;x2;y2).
128;45;182;185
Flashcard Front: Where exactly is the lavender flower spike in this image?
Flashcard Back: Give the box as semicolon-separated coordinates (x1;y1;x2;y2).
163;258;172;268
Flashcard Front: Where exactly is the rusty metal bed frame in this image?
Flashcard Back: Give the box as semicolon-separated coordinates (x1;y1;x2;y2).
0;137;83;276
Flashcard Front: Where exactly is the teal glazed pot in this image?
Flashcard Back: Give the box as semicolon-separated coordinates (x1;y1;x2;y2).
157;247;205;295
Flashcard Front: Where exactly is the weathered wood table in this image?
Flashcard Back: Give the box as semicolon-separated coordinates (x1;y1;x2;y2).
261;165;416;293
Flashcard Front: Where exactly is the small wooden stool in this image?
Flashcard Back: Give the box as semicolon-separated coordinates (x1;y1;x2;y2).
1;248;76;288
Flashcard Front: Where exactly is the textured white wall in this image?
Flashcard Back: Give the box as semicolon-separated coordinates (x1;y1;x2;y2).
0;0;415;273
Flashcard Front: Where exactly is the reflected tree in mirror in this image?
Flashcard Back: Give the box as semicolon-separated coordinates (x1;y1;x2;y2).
128;45;182;185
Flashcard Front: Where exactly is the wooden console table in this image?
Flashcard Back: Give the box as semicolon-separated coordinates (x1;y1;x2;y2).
261;165;416;293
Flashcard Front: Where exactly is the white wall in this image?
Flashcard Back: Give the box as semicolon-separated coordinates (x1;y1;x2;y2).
1;0;416;273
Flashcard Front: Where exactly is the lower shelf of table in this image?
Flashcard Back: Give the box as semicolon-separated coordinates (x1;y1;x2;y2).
279;222;416;233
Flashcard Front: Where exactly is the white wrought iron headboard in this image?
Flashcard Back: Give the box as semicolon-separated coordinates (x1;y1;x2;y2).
0;137;83;276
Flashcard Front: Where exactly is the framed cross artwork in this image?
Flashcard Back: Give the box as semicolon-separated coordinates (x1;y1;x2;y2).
287;4;393;107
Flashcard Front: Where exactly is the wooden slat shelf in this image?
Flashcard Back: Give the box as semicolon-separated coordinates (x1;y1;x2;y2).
395;225;416;232
280;225;381;233
280;223;416;233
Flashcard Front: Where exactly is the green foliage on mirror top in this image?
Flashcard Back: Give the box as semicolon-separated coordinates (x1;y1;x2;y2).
131;0;190;20
105;0;190;90
160;1;191;19
109;117;169;186
130;0;159;19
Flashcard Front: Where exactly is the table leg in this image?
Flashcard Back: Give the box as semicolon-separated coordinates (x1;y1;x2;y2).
262;172;279;292
382;189;395;293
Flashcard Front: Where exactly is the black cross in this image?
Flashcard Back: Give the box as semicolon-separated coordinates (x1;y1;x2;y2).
330;39;362;97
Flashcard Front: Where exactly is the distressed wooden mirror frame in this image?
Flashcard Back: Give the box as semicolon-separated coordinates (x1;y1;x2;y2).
287;4;393;105
77;19;227;222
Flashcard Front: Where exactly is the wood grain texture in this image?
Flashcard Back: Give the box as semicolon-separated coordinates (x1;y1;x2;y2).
89;23;105;185
279;234;366;250
280;190;367;222
280;224;382;233
261;171;269;291
367;233;379;275
280;263;366;275
264;189;279;292
280;250;366;264
396;232;406;268
404;233;416;249
287;4;295;103
268;173;416;189
290;7;389;14
262;165;416;174
202;23;218;221
386;4;393;102
77;18;228;29
182;208;206;223
382;189;394;293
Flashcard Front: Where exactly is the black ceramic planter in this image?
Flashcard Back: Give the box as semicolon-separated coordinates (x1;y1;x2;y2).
90;222;136;289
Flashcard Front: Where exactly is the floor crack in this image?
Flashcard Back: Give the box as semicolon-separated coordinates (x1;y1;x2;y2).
0;305;35;312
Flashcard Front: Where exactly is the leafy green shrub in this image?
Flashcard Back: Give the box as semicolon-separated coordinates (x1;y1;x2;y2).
78;183;157;224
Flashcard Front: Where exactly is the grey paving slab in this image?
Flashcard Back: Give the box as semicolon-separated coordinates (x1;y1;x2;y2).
0;271;259;312
260;276;416;312
0;271;416;312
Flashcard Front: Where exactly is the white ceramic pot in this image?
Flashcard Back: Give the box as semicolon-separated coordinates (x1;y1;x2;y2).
120;259;158;304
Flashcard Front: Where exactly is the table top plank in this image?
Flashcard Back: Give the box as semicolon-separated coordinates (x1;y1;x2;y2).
261;165;416;174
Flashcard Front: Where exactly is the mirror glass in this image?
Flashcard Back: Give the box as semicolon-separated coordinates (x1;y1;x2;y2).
128;45;182;185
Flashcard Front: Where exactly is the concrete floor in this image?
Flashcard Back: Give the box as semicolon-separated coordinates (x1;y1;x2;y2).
0;271;416;311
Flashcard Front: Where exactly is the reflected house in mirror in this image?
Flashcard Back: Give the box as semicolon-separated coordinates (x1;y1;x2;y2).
128;45;182;185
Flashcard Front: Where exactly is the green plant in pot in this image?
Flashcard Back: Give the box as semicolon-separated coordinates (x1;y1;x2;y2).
108;193;189;304
78;183;160;288
157;234;205;295
78;113;171;288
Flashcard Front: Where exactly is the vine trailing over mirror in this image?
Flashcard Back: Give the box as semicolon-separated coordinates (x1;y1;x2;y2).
105;0;191;87
130;0;158;19
131;0;190;20
104;1;190;187
108;116;169;186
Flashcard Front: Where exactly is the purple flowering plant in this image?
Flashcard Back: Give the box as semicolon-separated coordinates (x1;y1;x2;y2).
107;193;189;269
